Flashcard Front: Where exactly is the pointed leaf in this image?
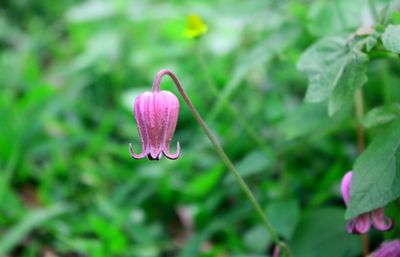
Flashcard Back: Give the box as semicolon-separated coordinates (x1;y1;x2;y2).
298;37;368;115
346;118;400;218
362;104;400;128
328;50;368;115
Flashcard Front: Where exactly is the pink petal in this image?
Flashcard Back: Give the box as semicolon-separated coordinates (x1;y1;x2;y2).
164;142;180;160
131;92;152;159
355;213;371;234
129;143;147;159
146;92;165;159
160;91;180;159
347;213;371;234
341;171;353;206
372;240;400;257
371;208;394;232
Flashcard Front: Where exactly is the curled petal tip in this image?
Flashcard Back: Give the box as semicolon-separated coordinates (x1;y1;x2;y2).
371;208;394;231
347;214;371;234
164;141;181;160
377;217;394;231
129;143;147;159
148;151;162;160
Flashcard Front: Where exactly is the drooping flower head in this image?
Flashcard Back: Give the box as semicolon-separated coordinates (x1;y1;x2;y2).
341;171;393;234
370;240;400;257
129;70;180;160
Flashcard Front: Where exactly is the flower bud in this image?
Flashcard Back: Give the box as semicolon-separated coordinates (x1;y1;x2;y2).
129;90;180;160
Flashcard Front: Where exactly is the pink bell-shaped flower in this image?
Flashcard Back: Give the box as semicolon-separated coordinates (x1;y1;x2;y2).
371;239;400;257
341;171;393;234
129;89;180;160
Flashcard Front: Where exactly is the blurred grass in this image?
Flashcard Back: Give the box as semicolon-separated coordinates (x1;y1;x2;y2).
0;0;398;256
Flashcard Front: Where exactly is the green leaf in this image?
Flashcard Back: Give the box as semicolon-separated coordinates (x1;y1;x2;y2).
329;51;368;115
280;103;332;140
0;204;70;256
244;225;271;253
365;34;378;52
346;118;400;218
298;37;346;102
361;104;400;128
382;24;400;54
236;200;300;253
183;163;225;198
290;208;361;257
298;37;368;115
177;207;251;257
391;11;400;24
308;0;365;37
265;199;300;240
224;151;271;183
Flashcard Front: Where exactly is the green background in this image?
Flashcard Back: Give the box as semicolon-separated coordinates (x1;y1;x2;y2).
0;0;399;256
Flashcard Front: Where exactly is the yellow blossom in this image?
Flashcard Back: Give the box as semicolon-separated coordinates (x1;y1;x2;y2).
184;14;208;39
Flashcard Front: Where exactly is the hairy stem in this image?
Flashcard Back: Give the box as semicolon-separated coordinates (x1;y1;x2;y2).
355;88;369;256
153;69;291;257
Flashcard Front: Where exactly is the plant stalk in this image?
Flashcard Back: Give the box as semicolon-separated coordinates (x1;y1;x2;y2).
355;89;365;153
153;69;291;257
355;88;369;256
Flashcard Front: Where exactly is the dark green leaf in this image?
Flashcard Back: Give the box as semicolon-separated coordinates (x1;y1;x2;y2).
265;199;300;240
346;119;400;218
291;208;361;257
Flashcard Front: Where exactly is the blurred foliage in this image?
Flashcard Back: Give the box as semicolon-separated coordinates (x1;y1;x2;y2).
0;0;399;257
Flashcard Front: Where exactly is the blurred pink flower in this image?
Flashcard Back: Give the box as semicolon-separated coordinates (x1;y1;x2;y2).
273;245;280;257
341;171;393;234
129;89;180;160
371;240;400;257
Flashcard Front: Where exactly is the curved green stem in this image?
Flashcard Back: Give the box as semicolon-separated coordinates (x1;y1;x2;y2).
154;69;291;257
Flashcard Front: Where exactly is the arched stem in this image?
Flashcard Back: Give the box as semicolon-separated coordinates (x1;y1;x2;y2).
153;69;291;257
